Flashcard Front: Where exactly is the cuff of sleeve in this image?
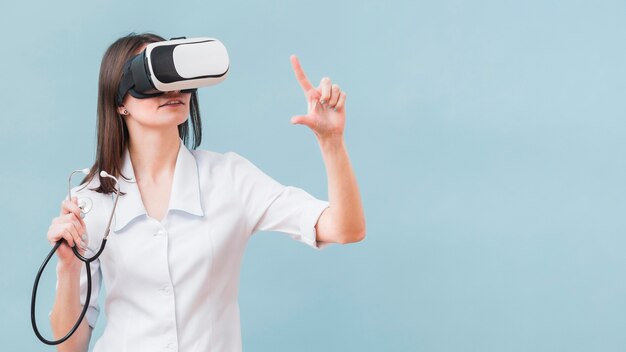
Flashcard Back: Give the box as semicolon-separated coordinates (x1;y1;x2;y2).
47;305;99;329
300;199;332;250
85;306;100;329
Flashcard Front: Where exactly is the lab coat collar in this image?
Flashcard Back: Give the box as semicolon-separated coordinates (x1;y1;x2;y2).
113;138;204;232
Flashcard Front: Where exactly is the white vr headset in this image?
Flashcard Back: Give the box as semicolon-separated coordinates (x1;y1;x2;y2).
117;37;229;105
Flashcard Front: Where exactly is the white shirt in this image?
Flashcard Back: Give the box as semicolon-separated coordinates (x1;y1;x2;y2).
60;138;330;352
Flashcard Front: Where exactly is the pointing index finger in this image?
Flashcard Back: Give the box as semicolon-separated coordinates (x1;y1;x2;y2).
290;54;314;93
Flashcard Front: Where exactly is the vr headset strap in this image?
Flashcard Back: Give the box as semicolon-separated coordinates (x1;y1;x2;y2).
117;62;136;106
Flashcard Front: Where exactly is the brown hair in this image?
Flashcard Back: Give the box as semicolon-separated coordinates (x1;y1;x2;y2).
81;33;203;194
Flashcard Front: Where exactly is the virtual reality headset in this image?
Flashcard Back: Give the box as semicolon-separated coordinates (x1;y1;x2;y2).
117;37;229;106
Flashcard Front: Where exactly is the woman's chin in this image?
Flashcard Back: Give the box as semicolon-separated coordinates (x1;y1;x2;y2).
158;112;190;125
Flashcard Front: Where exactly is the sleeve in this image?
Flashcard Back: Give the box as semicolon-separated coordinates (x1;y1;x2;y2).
227;152;333;250
54;247;103;329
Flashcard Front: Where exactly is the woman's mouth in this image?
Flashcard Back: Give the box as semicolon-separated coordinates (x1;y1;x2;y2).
160;100;184;107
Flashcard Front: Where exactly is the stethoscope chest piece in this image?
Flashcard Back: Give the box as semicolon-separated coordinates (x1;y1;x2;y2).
77;197;93;218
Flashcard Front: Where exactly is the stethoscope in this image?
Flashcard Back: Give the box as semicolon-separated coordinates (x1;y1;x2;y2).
31;169;121;345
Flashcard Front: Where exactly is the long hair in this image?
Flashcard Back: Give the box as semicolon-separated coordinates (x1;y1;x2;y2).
81;33;202;194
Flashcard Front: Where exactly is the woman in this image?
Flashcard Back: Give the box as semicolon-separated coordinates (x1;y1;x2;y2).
47;33;365;352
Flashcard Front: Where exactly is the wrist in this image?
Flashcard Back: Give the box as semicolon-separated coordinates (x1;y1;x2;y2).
317;134;345;150
56;260;82;276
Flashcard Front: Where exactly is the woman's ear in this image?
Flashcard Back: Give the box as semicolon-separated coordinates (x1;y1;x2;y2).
117;105;128;115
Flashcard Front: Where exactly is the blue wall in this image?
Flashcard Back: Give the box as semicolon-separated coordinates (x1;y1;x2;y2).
2;0;625;350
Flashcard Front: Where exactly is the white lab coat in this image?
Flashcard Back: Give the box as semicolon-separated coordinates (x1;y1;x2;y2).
57;138;330;352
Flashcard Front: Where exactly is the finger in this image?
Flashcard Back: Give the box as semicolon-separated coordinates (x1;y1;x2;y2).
48;224;63;243
53;214;85;230
64;222;86;249
50;213;86;242
75;208;87;228
290;55;315;93
319;77;332;104
65;213;85;237
61;198;81;217
49;224;84;249
60;227;76;247
63;221;80;240
306;89;322;111
335;92;347;112
61;199;70;215
68;201;85;224
291;114;316;129
74;229;87;250
57;214;82;239
328;84;341;108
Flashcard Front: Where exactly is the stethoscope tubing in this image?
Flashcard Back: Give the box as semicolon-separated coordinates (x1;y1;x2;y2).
30;239;107;345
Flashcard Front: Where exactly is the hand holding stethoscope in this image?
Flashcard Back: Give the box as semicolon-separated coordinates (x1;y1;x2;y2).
48;195;89;266
31;169;120;345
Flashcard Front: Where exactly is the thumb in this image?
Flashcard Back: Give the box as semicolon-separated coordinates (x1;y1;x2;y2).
291;114;315;127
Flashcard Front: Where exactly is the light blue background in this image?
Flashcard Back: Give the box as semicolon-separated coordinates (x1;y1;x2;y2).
2;0;625;351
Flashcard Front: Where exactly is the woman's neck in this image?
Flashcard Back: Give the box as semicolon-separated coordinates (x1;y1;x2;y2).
127;127;180;183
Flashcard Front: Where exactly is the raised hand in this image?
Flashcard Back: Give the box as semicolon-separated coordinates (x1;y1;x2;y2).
290;55;347;140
